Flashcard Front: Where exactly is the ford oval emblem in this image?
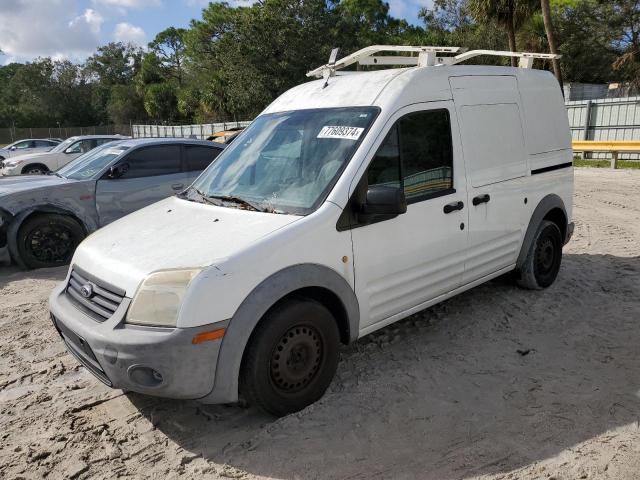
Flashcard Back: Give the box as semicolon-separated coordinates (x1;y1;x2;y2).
80;284;94;298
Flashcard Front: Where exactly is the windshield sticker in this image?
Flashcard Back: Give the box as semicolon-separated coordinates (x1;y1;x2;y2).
317;126;364;141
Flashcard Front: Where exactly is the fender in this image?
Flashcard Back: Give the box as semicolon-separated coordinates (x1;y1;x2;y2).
201;263;360;404
516;194;567;269
6;205;95;268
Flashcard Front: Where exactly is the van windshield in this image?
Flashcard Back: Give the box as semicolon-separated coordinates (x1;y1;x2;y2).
188;107;378;215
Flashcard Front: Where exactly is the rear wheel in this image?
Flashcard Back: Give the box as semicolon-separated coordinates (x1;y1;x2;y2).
240;298;340;416
23;165;48;175
16;214;85;269
517;220;563;290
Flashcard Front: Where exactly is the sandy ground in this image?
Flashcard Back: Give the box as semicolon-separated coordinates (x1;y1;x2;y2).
1;168;640;480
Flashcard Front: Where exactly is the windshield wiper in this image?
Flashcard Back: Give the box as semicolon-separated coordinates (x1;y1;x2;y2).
205;193;264;212
47;171;63;178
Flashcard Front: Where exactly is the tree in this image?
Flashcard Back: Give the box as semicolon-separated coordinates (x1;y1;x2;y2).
467;0;539;65
148;27;187;86
85;42;143;85
540;0;562;86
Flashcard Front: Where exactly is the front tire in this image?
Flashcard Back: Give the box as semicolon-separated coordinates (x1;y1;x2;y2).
517;220;563;290
240;298;340;416
16;214;85;269
23;165;48;175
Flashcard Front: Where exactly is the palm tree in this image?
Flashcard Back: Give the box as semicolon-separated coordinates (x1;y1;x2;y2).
468;0;539;66
540;0;563;87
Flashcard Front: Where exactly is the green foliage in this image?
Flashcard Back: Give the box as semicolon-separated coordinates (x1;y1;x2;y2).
1;0;640;128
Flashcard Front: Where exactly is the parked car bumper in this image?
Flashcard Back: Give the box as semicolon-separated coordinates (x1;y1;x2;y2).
48;282;227;400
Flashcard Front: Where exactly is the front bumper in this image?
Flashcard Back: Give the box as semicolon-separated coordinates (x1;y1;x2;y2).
49;282;228;400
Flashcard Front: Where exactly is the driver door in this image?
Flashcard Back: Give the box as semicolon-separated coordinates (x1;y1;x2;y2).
95;144;187;226
350;102;469;331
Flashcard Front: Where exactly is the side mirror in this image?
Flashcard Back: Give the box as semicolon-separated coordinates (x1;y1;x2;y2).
359;185;407;223
9;146;16;151
108;163;129;179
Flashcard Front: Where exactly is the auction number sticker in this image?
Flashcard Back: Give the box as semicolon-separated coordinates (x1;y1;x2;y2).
317;126;364;141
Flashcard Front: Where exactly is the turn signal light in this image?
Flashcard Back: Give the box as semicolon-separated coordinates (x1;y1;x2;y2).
192;328;226;344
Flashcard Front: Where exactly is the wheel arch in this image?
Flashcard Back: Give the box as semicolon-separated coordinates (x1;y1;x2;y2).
20;163;50;174
6;206;91;268
201;264;359;404
516;194;568;270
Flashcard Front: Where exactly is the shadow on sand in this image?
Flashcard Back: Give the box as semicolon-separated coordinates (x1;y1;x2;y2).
116;253;640;477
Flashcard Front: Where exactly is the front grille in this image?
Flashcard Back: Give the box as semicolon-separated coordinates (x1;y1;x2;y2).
66;268;126;322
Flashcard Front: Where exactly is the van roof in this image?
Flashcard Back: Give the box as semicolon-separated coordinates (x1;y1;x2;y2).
264;64;559;114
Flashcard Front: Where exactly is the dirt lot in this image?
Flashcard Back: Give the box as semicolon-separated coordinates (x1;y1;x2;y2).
1;168;640;480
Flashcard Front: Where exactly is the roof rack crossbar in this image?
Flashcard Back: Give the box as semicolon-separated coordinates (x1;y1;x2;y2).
306;45;462;78
306;45;562;78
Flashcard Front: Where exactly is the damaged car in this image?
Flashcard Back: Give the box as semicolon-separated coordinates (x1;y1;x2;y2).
0;138;224;269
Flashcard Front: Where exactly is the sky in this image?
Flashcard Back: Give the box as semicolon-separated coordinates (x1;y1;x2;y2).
0;0;432;65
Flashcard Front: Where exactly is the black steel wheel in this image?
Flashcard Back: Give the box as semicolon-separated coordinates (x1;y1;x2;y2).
517;220;563;290
16;214;85;269
241;298;340;416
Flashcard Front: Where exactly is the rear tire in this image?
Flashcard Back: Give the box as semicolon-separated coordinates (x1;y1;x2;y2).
240;298;340;416
16;214;85;269
517;220;563;290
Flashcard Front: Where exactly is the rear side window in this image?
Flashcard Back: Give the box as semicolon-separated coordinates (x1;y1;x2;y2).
184;145;223;172
35;140;54;147
95;138;114;147
120;145;181;179
368;109;453;203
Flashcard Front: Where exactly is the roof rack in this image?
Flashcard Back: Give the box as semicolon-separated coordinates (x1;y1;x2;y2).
306;45;561;78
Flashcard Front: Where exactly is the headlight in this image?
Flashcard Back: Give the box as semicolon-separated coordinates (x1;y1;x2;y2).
126;269;201;327
4;159;22;167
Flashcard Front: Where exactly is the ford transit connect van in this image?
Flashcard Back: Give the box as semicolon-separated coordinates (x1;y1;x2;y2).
49;46;574;416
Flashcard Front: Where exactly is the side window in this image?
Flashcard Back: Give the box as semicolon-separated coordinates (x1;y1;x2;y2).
95;138;112;147
66;140;93;154
119;145;181;179
184;146;223;172
367;125;401;188
35;140;53;147
15;141;32;149
367;109;453;203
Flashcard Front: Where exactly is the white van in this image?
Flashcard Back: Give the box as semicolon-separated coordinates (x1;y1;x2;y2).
49;46;574;416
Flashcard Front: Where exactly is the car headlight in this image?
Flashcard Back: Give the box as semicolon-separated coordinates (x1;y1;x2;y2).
126;269;201;327
4;159;22;167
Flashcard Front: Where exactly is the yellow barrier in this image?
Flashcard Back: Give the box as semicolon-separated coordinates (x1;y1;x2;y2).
572;140;640;168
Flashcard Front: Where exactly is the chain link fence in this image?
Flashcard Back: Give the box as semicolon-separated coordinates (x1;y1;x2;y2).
0;125;132;146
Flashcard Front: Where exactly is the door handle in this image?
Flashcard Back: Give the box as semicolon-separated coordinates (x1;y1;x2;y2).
472;194;491;206
443;201;464;214
171;183;184;191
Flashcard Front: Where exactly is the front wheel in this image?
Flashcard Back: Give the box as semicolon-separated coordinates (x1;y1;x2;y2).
240;298;340;416
23;165;48;175
16;214;85;269
517;220;563;290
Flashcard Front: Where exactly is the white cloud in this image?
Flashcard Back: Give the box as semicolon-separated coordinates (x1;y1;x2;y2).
113;22;146;46
94;0;161;10
0;0;104;61
69;9;104;35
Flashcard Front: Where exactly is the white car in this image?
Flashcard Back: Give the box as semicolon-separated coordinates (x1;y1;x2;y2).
0;138;60;160
0;135;124;175
50;46;574;416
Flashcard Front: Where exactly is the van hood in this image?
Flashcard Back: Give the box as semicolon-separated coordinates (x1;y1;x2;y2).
72;196;301;296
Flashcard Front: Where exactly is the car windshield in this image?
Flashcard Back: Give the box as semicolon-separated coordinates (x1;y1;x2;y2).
58;142;129;180
189;107;377;215
50;137;78;153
